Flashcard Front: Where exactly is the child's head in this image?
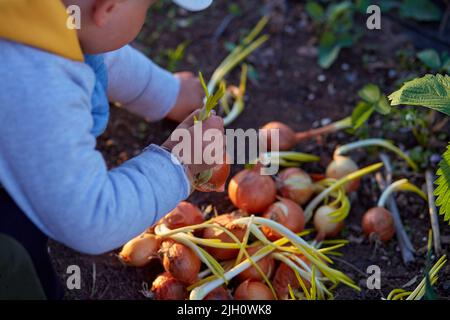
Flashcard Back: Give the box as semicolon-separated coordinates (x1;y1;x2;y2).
64;0;212;54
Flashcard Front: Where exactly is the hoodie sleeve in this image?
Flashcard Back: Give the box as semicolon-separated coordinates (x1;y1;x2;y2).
0;40;190;255
103;45;181;122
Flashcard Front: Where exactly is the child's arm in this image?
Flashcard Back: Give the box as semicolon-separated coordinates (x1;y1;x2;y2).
104;45;203;122
0;40;191;255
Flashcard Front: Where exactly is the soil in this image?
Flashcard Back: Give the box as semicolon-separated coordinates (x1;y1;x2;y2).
49;0;450;300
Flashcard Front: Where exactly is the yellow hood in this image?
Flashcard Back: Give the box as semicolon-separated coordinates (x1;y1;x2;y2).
0;0;83;61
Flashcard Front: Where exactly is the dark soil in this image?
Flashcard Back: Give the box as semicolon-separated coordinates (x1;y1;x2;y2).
49;0;450;300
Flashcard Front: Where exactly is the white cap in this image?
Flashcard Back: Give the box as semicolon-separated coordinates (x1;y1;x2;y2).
172;0;213;11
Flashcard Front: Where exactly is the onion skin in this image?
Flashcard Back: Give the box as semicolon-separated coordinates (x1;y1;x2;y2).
277;168;314;205
151;272;187;300
160;240;201;284
160;201;204;230
313;205;344;239
326;155;360;192
203;287;233;300
261;198;305;241
234;280;274;300
119;233;161;267
195;155;231;192
228;167;277;214
202;214;247;261
261;121;297;151
236;246;275;282
362;207;395;242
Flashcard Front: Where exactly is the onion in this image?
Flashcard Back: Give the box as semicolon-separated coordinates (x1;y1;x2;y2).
228;166;277;214
272;262;311;299
203;287;232;300
159;240;201;284
202;214;247;261
313;205;344;239
236;246;275;282
119;233;161;267
151;272;187;300
195;155;231;192
234;280;274;300
261;198;305;241
277;168;314;205
325;155;360;192
362;207;395;242
159;201;204;230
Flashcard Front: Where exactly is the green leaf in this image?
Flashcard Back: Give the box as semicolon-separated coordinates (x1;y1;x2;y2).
358;83;381;103
374;95;391;115
305;2;324;22
326;1;353;24
442;56;450;74
318;44;342;69
434;143;450;223
399;0;442;22
352;101;374;129
417;49;442;70
389;74;450;116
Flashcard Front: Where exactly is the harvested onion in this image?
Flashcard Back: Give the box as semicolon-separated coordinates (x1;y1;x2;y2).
234;280;274;300
228;166;277;214
325;155;360;192
272;261;311;299
313;205;345;239
362;207;395;242
277;168;314;205
159;240;201;284
236;245;275;282
151;272;187;300
202;214;246;261
195;155;231;193
261;198;305;241
159;201;204;230
203;287;232;300
119;233;160;267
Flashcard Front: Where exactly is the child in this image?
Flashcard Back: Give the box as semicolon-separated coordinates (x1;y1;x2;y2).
0;0;223;299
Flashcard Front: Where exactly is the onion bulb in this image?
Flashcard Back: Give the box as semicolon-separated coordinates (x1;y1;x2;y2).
159;201;204;230
261;121;298;151
326;155;360;192
236;246;275;282
119;233;161;267
261;198;305;241
195;155;231;192
362;207;395;242
313;205;344;239
203;287;232;300
159;240;201;284
234;280;274;300
151;272;187;300
277;168;314;205
272;262;310;299
228;166;277;214
202;214;247;261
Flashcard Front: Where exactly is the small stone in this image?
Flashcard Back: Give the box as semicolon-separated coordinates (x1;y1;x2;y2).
430;154;441;164
308;93;315;100
341;63;350;71
320;118;332;126
345;72;357;83
276;70;284;77
317;74;326;82
388;69;397;78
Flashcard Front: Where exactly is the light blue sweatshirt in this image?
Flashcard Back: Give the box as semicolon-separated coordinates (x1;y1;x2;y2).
0;39;191;254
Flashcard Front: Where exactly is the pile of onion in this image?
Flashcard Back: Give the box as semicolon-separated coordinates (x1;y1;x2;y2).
159;240;201;284
362;207;395;242
228;166;277;214
151;272;187;300
202;214;247;260
119;233;161;267
261;198;305;241
159;201;204;230
325;155;360;192
236;245;275;282
234;280;274;300
313;205;345;239
277;168;314;205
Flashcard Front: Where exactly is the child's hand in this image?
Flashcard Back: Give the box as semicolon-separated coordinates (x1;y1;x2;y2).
166;72;205;123
162;110;225;177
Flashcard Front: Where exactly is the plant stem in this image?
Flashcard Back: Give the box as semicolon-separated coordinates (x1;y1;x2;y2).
334;138;418;171
425;170;442;256
294;117;352;142
377;179;427;208
304;163;384;222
